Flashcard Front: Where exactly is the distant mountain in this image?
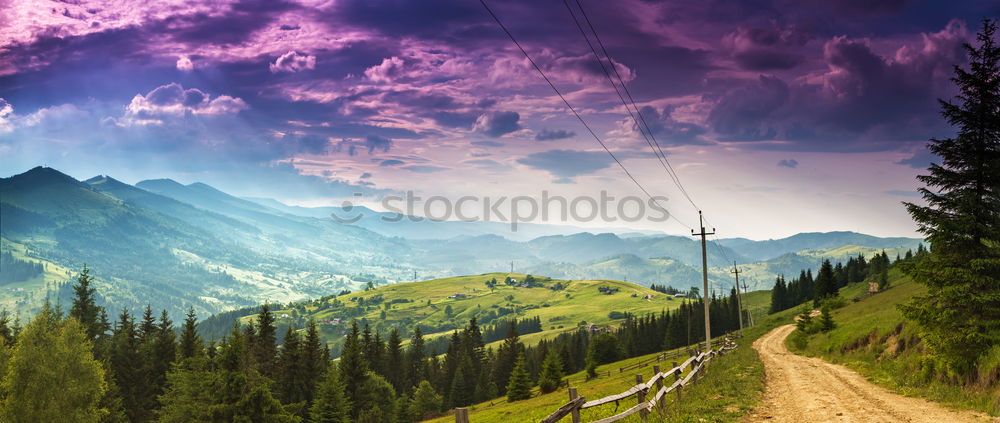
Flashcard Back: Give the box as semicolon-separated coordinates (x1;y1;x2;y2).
1;167;926;320
716;232;922;261
241;196;664;242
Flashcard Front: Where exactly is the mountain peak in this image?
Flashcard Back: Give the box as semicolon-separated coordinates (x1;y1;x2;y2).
5;166;82;187
84;175;128;187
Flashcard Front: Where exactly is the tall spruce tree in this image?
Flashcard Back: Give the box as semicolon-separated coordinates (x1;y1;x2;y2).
69;265;106;343
384;328;404;393
178;306;202;360
110;309;144;422
252;304;278;379
505;353;532;402
310;363;350;423
340;321;369;418
901;19;1000;374
537;347;563;393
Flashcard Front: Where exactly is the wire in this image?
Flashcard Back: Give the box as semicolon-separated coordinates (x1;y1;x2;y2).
478;0;693;231
561;0;684;201
570;0;701;212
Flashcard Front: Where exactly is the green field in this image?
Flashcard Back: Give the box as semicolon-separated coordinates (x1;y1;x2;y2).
0;238;74;315
787;270;1000;416
241;273;691;350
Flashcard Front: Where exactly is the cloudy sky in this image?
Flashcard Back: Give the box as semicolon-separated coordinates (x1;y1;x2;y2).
1;0;996;239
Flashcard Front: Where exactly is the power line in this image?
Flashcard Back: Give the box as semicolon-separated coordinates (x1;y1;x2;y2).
571;0;700;212
561;0;686;204
478;0;693;231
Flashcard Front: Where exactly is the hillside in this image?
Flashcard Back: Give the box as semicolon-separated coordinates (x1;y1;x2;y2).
787;271;999;415
208;273;683;353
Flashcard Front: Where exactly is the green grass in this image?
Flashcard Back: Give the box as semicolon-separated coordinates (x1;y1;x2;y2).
786;269;1000;416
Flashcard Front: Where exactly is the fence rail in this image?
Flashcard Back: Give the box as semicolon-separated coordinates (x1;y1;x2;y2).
453;336;738;423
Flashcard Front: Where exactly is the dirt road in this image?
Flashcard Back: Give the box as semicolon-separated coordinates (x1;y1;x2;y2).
747;324;995;423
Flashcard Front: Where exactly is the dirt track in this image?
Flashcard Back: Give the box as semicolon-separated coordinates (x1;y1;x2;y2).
747;324;995;423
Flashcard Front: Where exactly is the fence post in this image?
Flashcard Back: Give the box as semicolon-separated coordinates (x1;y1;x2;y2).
692;357;700;386
672;361;682;404
569;387;582;423
635;374;648;422
653;365;664;413
455;407;469;423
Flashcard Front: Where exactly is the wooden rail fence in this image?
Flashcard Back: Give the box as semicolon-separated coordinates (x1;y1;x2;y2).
453;337;738;423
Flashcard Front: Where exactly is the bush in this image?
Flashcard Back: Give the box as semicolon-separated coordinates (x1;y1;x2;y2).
788;329;809;350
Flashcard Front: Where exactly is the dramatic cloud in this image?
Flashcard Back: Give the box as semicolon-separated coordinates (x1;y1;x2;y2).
517;150;614;178
634;106;707;145
270;51;317;73
722;23;811;70
474;111;521;137
777;159;799;168
119;83;247;126
705;20;968;149
535;129;575;141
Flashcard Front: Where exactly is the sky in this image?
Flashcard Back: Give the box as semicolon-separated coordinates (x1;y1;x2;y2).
1;0;997;239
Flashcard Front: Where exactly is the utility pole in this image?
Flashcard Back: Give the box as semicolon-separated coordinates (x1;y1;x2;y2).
510;261;514;273
743;278;754;327
691;211;715;351
731;261;744;334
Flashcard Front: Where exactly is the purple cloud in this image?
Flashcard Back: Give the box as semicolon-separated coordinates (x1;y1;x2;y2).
270;51;317;73
474;111;521;137
535;129;575;141
516;150;614;178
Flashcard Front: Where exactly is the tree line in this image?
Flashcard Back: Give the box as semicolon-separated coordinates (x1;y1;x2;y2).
0;264;749;422
768;247;924;314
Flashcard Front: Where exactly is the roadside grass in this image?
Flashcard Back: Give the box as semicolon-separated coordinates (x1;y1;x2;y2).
786;270;1000;416
424;302;799;423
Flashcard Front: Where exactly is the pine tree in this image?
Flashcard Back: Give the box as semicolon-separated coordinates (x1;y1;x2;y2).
341;321;369;417
278;326;304;404
311;363;350;423
900;19;1000;374
302;319;328;403
819;305;836;332
69;265;105;343
537;347;563;393
385;328;404;393
505;353;532;402
145;310;176;416
404;327;426;390
447;357;473;407
813;260;837;304
493;321;522;395
1;304;107;423
409;380;443;420
251;303;278;379
110;309;143;422
178;306;202;360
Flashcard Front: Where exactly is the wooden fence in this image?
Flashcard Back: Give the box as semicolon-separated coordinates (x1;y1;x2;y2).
452;337;738;423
